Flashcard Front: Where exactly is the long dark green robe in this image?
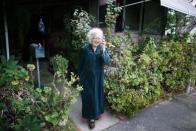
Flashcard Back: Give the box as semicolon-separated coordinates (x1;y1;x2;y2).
78;43;110;119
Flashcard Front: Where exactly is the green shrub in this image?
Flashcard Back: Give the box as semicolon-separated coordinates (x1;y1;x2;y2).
105;0;122;41
105;38;162;116
104;2;163;115
105;80;150;116
65;9;95;68
69;9;95;50
9;71;82;130
0;55;82;130
159;40;189;91
13;115;41;131
50;54;69;74
0;55;28;88
105;34;196;116
103;3;196;111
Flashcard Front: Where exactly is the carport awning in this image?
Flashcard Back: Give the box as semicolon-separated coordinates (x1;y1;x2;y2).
160;0;196;17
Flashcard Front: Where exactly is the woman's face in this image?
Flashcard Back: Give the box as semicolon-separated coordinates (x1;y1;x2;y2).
91;35;102;48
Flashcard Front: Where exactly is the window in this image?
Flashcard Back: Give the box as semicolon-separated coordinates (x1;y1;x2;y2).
99;4;106;28
124;0;141;31
115;0;124;32
98;0;124;31
143;0;166;34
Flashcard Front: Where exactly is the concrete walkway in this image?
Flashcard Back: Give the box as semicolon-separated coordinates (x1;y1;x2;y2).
105;92;196;131
69;96;120;131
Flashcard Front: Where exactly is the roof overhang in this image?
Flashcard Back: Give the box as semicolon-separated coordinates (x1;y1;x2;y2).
160;0;196;17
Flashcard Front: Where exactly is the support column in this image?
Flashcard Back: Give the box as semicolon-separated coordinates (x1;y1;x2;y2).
3;0;10;60
139;2;144;34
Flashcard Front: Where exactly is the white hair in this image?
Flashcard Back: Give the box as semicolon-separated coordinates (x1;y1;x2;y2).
87;28;103;43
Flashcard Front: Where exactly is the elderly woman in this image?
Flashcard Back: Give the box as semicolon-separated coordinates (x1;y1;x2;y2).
78;28;110;129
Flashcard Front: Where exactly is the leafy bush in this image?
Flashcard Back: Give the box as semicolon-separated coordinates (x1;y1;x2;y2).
69;9;95;50
13;115;41;131
0;56;29;88
105;0;122;41
159;40;189;91
50;54;69;74
105;39;162;116
105;34;196;116
64;9;95;69
0;55;82;130
105;85;151;116
11;72;82;130
103;0;196;116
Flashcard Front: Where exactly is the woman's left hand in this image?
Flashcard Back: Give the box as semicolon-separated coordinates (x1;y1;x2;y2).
100;41;106;52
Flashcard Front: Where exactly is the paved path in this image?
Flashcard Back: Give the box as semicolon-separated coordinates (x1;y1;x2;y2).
69;96;120;131
105;92;196;131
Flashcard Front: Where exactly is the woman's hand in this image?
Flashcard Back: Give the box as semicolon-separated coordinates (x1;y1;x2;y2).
100;40;106;52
